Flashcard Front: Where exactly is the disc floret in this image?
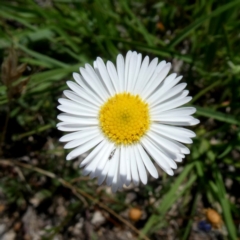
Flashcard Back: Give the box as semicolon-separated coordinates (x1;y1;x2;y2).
99;93;150;145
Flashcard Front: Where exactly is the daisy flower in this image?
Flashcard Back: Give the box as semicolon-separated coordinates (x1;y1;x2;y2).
57;51;199;192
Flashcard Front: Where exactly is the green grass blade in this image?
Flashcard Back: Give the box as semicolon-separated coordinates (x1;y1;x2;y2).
17;44;69;68
211;171;237;240
141;163;196;235
194;106;240;125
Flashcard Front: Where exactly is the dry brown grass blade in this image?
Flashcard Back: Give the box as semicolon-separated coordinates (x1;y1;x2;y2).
0;159;150;240
0;48;30;155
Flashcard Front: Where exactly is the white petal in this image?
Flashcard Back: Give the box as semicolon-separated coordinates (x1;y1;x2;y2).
130;146;139;186
166;139;190;155
148;60;167;83
133;146;147;185
57;105;96;117
115;175;125;192
190;119;200;125
85;63;110;94
137;144;158;179
106;148;120;186
147;128;190;156
96;57;115;96
150;124;193;144
64;130;101;149
159;118;200;126
58;98;97;113
141;137;174;173
80;140;106;167
175;157;183;163
146;135;178;169
116;54;125;92
151;123;196;138
134;56;149;93
153;89;189;108
111;151;121;192
80;66;108;101
66;81;103;106
147;130;181;154
145;72;177;101
138;57;158;94
88;62;112;99
57;123;93;132
124;50;132;91
143;63;171;100
116;178;126;192
151;94;192;113
127;51;138;92
107;61;120;93
73;72;103;103
60;126;99;142
57;113;98;125
131;53;142;93
96;143;115;174
150;82;187;106
63;90;99;110
119;146;127;182
91;142;115;178
165;169;174;176
84;141;110;177
145;132;184;162
125;147;131;186
98;161;110;185
111;176;119;193
153;115;195;123
151;107;196;119
66;135;104;160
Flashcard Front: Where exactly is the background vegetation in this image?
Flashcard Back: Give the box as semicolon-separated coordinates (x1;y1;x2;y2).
0;0;240;239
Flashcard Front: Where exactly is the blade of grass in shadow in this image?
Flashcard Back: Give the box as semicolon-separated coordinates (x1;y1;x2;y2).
102;36;193;63
0;7;37;31
182;192;199;240
222;24;233;61
168;0;240;48
12;124;53;141
194;106;240;125
141;163;196;236
209;170;237;240
120;0;164;47
29;65;79;84
145;174;197;235
0;29;54;49
51;26;79;53
23;28;54;42
191;80;221;104
17;44;69;68
216;172;237;240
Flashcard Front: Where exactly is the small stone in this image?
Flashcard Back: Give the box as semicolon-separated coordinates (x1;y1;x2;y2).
14;222;22;232
128;208;142;222
205;208;222;228
91;211;105;226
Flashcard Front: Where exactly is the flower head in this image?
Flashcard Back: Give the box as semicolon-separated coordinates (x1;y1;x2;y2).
57;51;199;192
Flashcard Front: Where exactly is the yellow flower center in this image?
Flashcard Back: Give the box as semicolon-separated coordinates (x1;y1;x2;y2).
99;93;150;145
